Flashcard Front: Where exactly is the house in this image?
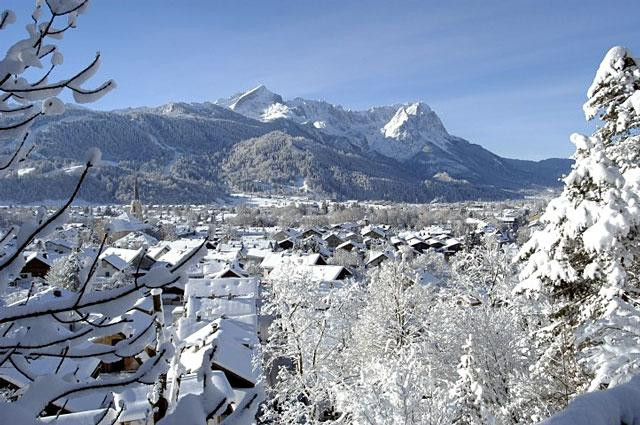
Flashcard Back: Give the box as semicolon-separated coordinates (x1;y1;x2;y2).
216;262;249;279
0;290;103;414
93;296;159;374
335;240;360;253
20;251;55;278
180;323;258;388
98;247;145;278
390;236;407;249
443;237;463;253
45;238;75;254
270;263;352;282
361;226;386;240
366;251;394;268
300;253;327;266
179;277;260;338
343;232;362;243
113;230;158;249
408;237;430;253
271;228;298;242
425;238;445;250
300;227;324;239
108;212;151;242
323;233;343;249
276;238;294;250
168;318;261;423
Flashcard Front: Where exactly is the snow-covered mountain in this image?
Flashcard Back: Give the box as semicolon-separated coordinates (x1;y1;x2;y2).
215;85;454;160
0;86;571;204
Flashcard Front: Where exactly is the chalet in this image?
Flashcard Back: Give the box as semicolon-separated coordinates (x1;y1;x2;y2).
361;226;386;239
443;237;463;252
244;244;275;266
20;251;55;278
180;277;259;336
270;263;352;282
390;236;407;249
408;238;430;253
425;238;445;250
276;238;294;250
98;247;145;278
0;290;102;414
271;228;298;242
323;233;343;249
259;252;286;274
366;251;394;268
113;230;158;249
300;227;324;239
335;240;360;253
302;253;327;266
216;262;249;279
343;232;362;243
94;296;161;374
170;319;261;423
45;238;75;254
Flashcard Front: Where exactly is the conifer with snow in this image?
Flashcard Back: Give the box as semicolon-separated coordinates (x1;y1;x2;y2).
518;46;640;408
46;249;83;292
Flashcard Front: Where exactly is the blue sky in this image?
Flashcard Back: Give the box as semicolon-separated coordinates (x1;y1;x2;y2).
3;1;640;160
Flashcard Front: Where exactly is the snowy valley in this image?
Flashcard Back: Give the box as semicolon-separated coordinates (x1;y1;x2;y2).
1;1;640;425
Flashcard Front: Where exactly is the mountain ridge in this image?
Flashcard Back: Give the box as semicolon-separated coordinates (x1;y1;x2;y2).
0;85;571;204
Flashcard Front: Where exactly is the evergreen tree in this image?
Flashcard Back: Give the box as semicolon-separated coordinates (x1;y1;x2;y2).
46;249;84;292
518;46;640;407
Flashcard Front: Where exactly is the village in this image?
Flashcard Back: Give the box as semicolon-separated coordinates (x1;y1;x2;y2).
0;181;538;424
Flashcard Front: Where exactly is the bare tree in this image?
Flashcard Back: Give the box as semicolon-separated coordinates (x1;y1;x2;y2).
0;2;206;423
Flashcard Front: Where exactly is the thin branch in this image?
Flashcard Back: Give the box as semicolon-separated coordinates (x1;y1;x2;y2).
0;132;29;171
0;160;92;272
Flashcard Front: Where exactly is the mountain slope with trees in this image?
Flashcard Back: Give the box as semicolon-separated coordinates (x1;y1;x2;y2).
0;89;571;204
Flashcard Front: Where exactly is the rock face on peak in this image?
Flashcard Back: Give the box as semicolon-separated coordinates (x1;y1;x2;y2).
376;102;450;159
219;85;287;121
0;86;571;204
219;89;460;160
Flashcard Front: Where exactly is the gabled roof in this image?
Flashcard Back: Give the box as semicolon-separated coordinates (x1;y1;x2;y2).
186;277;259;300
23;250;60;267
178;322;258;387
271;263;352;282
107;212;150;234
113;231;158;249
99;247;143;271
45;238;75;249
366;251;394;266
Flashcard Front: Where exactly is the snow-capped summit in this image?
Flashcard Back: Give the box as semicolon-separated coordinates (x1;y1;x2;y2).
382;102;446;140
215;86;456;160
376;102;451;157
217;85;288;121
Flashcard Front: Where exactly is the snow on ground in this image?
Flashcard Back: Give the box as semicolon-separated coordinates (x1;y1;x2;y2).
16;167;35;176
543;375;640;424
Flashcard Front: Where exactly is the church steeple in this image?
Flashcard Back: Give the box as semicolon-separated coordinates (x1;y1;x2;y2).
130;174;143;220
134;175;139;201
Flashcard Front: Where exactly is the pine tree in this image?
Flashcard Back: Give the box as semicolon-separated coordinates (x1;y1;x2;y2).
46;249;83;292
584;47;640;161
518;46;640;407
